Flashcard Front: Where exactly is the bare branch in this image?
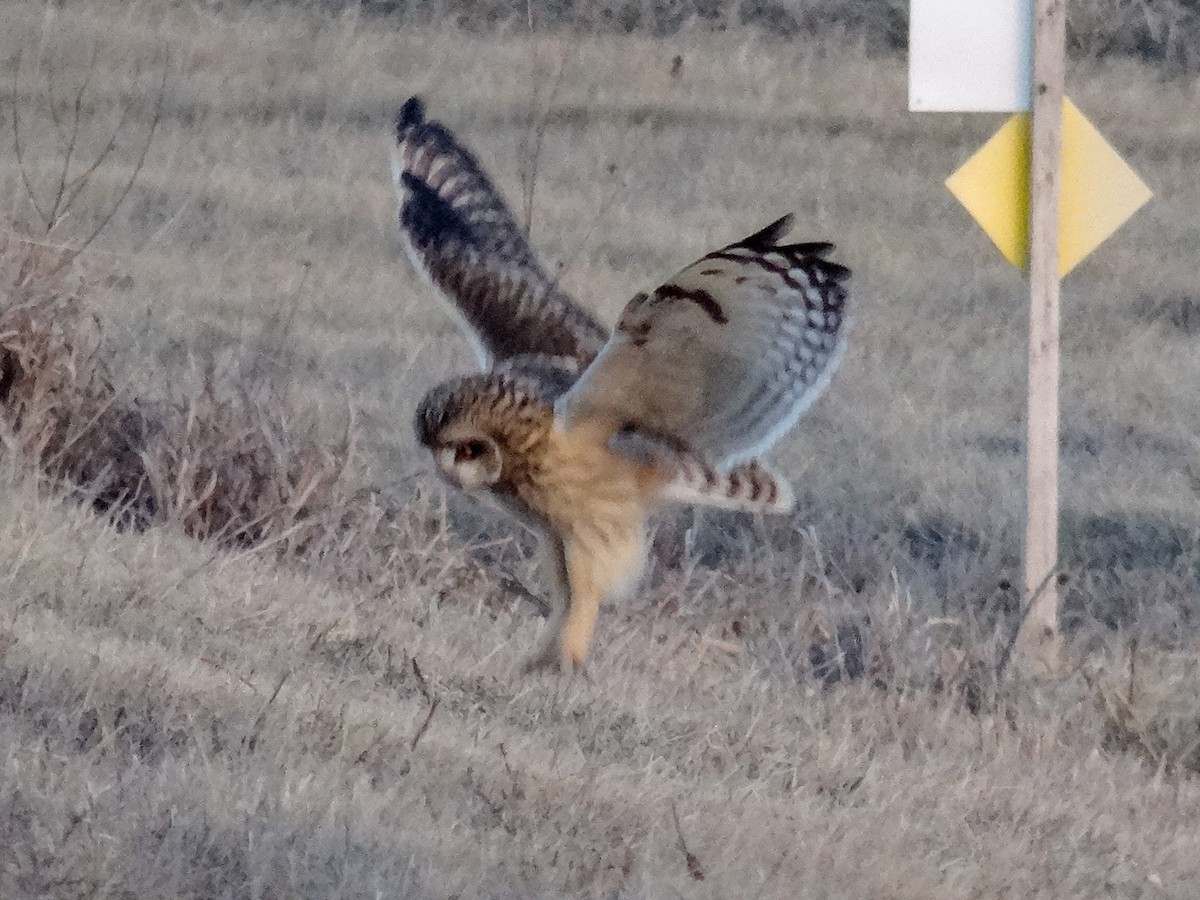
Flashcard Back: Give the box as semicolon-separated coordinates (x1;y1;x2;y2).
60;86;136;215
410;697;440;752
47;47;170;275
9;39;169;265
669;802;705;881
995;565;1063;679
10;49;51;227
411;657;432;703
45;43;101;234
517;8;577;240
45;57;68;144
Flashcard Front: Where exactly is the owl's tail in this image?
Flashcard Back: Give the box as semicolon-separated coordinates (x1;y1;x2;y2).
659;457;794;515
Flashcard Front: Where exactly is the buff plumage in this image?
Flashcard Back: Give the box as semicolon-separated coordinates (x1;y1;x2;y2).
395;96;849;672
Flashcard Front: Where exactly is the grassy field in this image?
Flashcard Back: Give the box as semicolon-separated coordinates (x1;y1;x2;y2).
1;1;1199;896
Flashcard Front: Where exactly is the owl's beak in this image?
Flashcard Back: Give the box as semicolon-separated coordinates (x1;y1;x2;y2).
433;447;462;487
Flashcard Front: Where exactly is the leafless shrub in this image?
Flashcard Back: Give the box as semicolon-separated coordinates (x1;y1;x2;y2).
0;235;361;553
0;233;151;518
9;42;167;261
0;43;375;557
0;225;465;603
516;37;572;237
139;358;357;547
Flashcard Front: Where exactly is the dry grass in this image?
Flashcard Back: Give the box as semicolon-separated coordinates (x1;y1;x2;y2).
0;1;1199;896
292;0;1200;73
0;233;357;549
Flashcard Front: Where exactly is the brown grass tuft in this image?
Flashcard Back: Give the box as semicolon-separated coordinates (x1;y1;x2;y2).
0;232;149;515
0;230;358;552
1091;644;1200;776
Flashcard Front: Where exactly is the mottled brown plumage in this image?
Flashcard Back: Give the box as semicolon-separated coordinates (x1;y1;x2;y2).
393;97;607;371
395;97;849;671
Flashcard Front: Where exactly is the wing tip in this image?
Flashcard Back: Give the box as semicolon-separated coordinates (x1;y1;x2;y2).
817;259;852;282
735;216;849;274
739;214;795;250
396;96;427;140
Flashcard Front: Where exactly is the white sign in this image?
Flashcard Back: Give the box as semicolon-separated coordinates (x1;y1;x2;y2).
909;0;1033;112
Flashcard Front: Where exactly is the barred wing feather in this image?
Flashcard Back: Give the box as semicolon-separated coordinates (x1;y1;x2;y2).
557;215;849;467
393;97;608;371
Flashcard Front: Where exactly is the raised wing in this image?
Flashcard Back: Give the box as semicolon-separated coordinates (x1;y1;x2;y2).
392;97;608;372
556;215;849;467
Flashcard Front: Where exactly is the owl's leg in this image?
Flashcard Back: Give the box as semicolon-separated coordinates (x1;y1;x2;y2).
524;540;608;674
556;547;603;672
527;529;646;674
522;533;572;673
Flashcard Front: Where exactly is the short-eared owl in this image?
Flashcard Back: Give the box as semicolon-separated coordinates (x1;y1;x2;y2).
393;96;849;672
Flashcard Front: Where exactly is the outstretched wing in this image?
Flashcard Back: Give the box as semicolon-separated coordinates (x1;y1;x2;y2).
392;97;608;373
556;215;849;467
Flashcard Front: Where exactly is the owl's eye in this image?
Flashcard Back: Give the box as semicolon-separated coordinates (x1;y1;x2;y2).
455;440;489;463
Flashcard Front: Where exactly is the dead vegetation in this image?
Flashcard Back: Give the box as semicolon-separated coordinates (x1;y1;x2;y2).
0;226;364;553
2;179;1199;898
1089;642;1200;777
0;36;382;556
320;0;1200;73
0;1;1198;896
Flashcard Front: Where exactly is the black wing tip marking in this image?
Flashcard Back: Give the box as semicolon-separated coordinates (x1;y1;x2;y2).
813;259;851;283
734;215;846;269
394;101;535;263
739;214;795;250
398;171;474;249
787;241;838;258
393;99;484;188
394;101;485;192
393;97;609;367
396;96;426;138
416;122;467;157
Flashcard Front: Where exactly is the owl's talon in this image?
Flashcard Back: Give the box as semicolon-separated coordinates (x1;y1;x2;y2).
520;637;558;675
520;648;555;675
521;637;585;676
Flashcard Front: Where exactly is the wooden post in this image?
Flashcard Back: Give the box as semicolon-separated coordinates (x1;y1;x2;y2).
1015;0;1066;674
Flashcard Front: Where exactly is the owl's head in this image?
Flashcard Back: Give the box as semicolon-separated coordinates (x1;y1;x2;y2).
415;394;504;491
414;372;554;494
430;428;503;490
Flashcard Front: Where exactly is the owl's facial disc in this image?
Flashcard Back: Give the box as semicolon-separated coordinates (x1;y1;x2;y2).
434;435;502;490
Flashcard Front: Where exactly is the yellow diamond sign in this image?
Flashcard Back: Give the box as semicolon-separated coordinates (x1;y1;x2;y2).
945;97;1152;276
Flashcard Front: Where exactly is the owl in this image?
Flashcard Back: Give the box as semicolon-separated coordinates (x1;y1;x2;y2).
393;97;849;672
